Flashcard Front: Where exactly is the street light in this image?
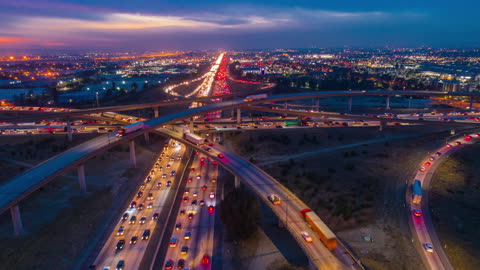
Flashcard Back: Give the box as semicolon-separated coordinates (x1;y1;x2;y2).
95;92;99;107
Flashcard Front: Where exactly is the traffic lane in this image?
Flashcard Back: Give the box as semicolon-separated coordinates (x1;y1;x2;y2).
94;145;183;269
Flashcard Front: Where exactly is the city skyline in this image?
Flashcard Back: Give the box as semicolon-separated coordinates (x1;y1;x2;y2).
0;0;479;52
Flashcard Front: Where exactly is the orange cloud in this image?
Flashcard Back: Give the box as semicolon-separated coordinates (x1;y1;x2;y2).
41;42;64;46
0;37;29;44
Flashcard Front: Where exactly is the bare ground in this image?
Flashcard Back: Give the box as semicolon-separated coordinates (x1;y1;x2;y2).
222;125;457;270
430;143;480;270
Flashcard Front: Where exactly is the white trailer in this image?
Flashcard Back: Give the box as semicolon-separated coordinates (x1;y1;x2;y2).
183;132;204;145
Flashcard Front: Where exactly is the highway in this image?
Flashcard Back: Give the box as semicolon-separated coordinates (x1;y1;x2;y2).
1;90;480;123
93;140;185;270
157;128;361;270
407;134;479;270
162;152;219;269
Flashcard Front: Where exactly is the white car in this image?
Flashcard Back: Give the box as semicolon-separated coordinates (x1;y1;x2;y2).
423;243;434;253
301;231;313;243
209;192;215;199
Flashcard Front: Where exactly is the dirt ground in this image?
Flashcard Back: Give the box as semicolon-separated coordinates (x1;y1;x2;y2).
0;135;166;270
430;143;480;270
222;125;459;270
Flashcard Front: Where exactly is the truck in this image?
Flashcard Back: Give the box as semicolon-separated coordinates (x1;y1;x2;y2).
116;122;144;137
183;132;204;145
284;120;307;126
244;94;268;102
300;209;337;250
412;180;422;204
102;111;118;119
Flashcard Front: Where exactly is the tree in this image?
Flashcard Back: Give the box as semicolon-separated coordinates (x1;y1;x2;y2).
220;188;261;240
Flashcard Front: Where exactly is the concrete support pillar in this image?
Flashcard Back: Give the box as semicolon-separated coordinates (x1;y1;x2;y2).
189;117;194;132
234;175;240;188
451;127;456;135
236;108;241;124
144;132;150;144
77;164;87;192
10;205;23;236
470;96;474;109
284;101;288;116
230;109;235;118
129;140;137;168
66;120;72;142
379;121;385;132
154;107;159;118
315;98;320;111
348;96;353;112
386;96;391;110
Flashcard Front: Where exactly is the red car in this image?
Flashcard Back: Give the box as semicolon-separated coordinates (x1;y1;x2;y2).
218;153;225;158
201;185;207;191
202;255;210;265
208;205;215;214
446;143;453;148
455;141;462;145
465;135;472;141
435;152;442;157
424;162;431;167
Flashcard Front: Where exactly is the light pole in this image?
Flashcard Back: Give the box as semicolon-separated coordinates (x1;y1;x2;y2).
95;92;99;107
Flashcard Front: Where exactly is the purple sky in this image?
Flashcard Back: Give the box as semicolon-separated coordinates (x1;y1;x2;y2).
0;0;479;52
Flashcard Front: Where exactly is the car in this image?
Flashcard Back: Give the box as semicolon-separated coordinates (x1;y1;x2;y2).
138;203;144;210
424;162;431;167
413;210;422;217
191;200;197;206
202;255;210;265
170;170;176;176
435;152;442;157
162;173;167;178
164;260;173;270
183;196;189;202
166;181;172;187
181;246;189;254
177;155;182;160
465;135;472;141
137;191;144;198
152;213;159;220
129;216;136;224
201;185;207;191
116;260;125;270
146;175;152;183
166;164;171;168
130;236;138;244
170;157;175;161
455;141;462;145
130;201;137;208
212;160;219;165
429;156;436;161
199;200;205;206
142;229;151;240
209;191;215;199
267;194;281;205
208;142;214;146
155;162;160;168
218;153;225;158
150;170;155;175
190;167;195;172
208;205;215;214
200;157;205;162
140;217;147;224
423;243;434;253
197;174;201;180
204;147;211;152
148;193;154;200
140;183;147;190
116;240;125;250
446;143;453;148
147;202;153;209
188;213;194;220
169;237;177;247
117;226;124;236
419;167;426;172
276;125;283;128
159;166;163;171
157;182;162;187
177;259;185;269
301;231;313;243
184;231;191;240
193;191;198;197
179;209;186;215
175;223;182;231
188;177;193;183
211;178;217;183
121;213;129;221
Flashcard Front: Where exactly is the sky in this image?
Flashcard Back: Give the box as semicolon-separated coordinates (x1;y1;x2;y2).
0;0;479;52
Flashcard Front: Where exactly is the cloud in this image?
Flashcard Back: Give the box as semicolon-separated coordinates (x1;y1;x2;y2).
0;37;29;44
